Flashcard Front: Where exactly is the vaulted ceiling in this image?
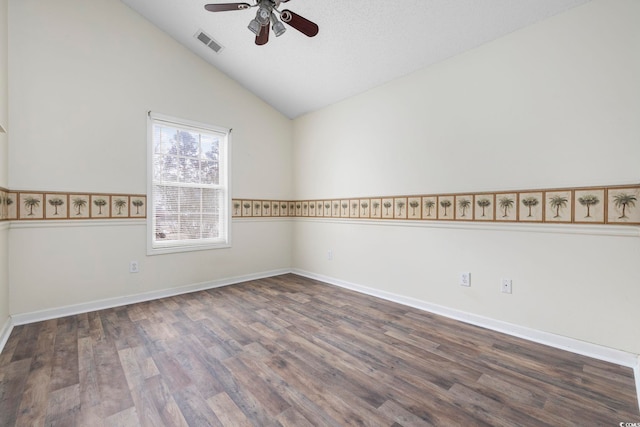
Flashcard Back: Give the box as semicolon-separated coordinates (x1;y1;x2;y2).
121;0;590;119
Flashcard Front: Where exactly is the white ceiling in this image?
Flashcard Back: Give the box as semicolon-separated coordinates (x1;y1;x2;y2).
121;0;590;119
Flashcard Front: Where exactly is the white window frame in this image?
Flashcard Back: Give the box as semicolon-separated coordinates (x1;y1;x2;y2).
147;112;231;255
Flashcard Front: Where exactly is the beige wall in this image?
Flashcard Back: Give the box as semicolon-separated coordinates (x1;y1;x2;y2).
9;220;292;314
292;0;640;353
7;0;293;314
0;0;9;331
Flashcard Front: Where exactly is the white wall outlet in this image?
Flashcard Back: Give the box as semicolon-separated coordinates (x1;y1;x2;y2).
501;278;512;294
129;261;140;273
459;272;471;287
327;250;333;261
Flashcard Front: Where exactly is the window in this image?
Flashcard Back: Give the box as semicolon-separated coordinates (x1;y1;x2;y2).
148;112;230;254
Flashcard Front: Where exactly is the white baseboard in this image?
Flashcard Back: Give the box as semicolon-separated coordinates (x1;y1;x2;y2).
0;316;13;355
292;268;639;369
10;268;291;326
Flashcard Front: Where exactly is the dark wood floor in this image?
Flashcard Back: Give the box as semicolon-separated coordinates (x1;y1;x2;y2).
0;274;637;426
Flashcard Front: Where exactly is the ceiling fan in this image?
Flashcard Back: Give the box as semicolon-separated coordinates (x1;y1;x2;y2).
204;1;319;46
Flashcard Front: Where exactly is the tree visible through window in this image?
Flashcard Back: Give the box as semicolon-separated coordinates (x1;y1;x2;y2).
148;112;230;254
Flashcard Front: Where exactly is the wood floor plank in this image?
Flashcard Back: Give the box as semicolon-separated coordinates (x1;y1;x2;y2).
265;350;390;426
74;403;104;427
377;399;433;427
92;338;134;418
207;392;253;427
43;384;80;427
266;327;391;409
221;356;291;418
117;347;165;427
194;349;278;426
198;317;244;355
0;326;21;367
14;320;56;426
166;334;225;398
0;358;32;427
172;385;223;427
475;373;546;408
86;311;105;343
276;407;315;427
49;317;79;392
103;406;139;427
15;361;50;426
132;347;159;380
234;352;344;427
149;348;193;394
143;375;190;427
0;273;637;427
9;323;41;363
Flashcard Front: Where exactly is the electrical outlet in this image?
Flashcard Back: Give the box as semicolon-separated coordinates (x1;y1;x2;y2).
501;278;512;294
459;272;471;287
327;250;333;261
129;261;139;273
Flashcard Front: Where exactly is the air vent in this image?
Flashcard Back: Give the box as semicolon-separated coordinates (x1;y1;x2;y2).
194;29;224;54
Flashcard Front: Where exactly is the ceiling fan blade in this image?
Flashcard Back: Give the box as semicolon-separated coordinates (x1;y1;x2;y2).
255;24;269;45
204;3;252;12
280;10;318;37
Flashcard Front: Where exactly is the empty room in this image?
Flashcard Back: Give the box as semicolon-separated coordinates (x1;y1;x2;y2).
0;0;639;425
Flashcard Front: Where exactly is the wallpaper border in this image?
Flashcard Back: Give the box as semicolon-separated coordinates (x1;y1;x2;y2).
0;189;146;221
233;184;640;226
2;184;638;227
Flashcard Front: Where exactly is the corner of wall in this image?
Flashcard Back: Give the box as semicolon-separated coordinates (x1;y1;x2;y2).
0;314;12;354
0;0;10;344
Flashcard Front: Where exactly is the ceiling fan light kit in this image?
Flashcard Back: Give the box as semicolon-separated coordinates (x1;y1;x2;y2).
248;18;261;35
271;15;286;37
205;0;318;45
